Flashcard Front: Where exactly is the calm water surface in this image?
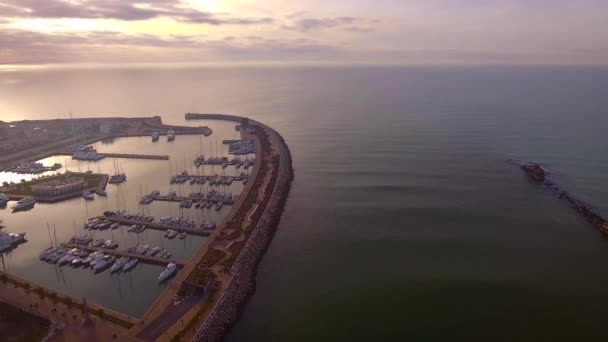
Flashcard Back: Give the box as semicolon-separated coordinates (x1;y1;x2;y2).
1;66;608;340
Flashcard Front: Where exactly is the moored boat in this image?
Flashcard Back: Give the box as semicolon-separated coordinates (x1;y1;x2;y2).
158;263;177;283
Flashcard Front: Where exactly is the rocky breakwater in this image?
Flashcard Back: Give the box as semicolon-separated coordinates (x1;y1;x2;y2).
514;160;608;235
192;123;293;342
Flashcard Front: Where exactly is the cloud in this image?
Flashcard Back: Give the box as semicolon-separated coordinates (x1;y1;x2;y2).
0;0;273;25
282;16;375;33
0;28;340;64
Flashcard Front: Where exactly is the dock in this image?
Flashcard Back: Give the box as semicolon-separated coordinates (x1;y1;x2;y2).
102;215;213;236
63;243;188;267
58;152;170;160
101;153;169;160
140;195;235;205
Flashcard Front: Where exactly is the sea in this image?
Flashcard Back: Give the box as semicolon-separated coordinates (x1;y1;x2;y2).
1;65;608;340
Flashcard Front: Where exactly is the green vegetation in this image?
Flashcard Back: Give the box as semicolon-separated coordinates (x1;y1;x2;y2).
0;172;104;196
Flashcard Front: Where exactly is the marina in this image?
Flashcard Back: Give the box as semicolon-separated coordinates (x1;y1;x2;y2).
62;243;188;267
97;214;215;236
0;118;240;319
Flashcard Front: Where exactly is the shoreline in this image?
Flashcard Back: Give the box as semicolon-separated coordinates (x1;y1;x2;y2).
0;117;212;172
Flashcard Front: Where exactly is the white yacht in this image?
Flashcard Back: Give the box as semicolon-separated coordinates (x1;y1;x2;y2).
158;263;177;283
11;198;36;212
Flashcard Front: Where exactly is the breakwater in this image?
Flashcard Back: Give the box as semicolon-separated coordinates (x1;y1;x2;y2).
514;160;608;235
191;121;293;341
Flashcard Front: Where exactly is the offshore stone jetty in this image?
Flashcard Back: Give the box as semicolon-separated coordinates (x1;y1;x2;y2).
515;160;608;235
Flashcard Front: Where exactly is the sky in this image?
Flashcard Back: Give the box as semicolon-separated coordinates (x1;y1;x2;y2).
0;0;607;65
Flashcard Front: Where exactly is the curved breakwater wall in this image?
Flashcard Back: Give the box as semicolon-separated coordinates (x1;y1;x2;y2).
191;122;293;342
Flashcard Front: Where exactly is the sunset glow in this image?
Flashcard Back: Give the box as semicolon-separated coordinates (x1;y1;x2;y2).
0;0;607;65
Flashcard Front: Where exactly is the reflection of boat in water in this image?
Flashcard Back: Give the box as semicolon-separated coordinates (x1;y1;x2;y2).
11;198;36;212
158;263;177;283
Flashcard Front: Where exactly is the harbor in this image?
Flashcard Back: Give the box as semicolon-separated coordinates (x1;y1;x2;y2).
0;117;243;320
0;114;280;342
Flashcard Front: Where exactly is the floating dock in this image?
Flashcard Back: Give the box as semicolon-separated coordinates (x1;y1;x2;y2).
63;243;187;267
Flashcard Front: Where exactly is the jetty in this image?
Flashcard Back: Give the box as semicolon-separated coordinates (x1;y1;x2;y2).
101;215;213;236
57;152;170;160
63;244;187;267
99;153;169;160
515;160;608;235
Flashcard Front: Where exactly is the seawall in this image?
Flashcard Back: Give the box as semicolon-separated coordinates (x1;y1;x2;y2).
191;119;293;341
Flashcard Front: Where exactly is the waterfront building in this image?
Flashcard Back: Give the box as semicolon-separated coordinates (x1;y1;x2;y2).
32;177;85;199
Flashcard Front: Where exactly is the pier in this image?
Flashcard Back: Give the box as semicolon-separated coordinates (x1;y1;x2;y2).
58;152;170;160
140;194;236;205
63;244;187;267
101;153;169;160
101;216;213;236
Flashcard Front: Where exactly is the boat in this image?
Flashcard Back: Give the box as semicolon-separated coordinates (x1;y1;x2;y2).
158;263;177;283
0;232;27;253
167;129;175;141
82;190;95;200
39;247;56;260
215;201;223;211
149;246;161;256
11;198;36;212
109;173;127;184
71;257;85;267
165;229;178;239
89;254;106;267
110;223;120;230
110;257;129;273
93;256;115;273
122;258;138;272
95;189;107;196
179;232;187;239
151;131;160;142
0;193;9;207
92;239;105;247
